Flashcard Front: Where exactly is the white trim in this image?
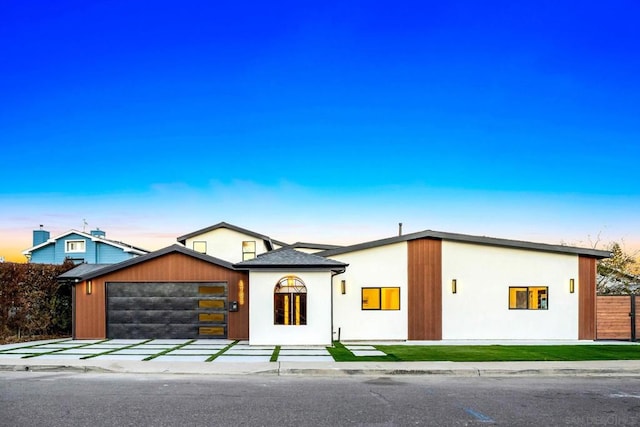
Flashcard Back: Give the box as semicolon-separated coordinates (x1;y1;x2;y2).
65;239;86;253
22;229;147;256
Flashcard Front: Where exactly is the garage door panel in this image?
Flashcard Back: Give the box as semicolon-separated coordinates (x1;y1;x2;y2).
107;324;225;340
108;297;225;311
108;282;209;298
106;282;227;339
108;309;223;325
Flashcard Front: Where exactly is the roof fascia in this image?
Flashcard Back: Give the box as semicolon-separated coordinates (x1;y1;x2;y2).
176;221;288;248
318;230;611;259
74;244;236;281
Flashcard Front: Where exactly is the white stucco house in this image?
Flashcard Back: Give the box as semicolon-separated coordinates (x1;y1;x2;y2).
63;221;611;344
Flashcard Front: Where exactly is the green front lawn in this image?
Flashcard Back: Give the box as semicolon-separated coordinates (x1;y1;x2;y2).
328;341;640;362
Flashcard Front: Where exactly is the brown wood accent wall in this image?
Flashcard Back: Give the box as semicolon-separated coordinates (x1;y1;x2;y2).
578;256;597;340
74;252;249;340
636;296;640;339
407;238;442;340
596;295;632;340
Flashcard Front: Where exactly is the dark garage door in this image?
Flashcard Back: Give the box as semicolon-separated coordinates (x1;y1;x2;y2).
107;282;227;339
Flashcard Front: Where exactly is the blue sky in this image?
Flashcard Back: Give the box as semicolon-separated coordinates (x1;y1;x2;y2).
1;1;639;261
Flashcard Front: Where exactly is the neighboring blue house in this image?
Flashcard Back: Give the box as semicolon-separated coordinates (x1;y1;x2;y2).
23;227;148;264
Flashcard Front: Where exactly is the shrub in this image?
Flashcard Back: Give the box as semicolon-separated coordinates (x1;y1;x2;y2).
0;260;75;339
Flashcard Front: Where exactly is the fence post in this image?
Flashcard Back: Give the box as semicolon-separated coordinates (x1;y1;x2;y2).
631;295;636;342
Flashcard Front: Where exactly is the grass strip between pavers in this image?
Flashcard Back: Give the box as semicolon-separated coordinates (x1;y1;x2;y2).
19;339;112;359
270;346;281;362
81;339;154;359
205;340;238;362
143;340;196;361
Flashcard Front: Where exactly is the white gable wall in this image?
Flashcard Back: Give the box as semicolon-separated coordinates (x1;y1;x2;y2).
441;241;580;340
331;242;408;341
183;228;271;263
249;270;333;345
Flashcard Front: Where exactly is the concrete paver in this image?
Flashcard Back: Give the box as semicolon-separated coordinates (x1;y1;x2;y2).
278;355;334;362
351;350;387;356
213;355;272;363
89;354;149;361
102;340;147;345
53;348;111;355
165;349;218;355
223;349;273;356
32;354;86;360
0;353;28;359
151;355;211;362
106;349;162;355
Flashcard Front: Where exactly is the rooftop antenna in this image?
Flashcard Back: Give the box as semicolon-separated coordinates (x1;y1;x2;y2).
82;219;88;232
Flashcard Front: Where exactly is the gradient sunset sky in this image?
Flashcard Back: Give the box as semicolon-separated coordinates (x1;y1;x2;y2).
2;1;639;262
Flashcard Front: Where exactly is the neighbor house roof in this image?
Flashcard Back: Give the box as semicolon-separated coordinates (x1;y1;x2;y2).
176;221;288;250
234;248;348;271
22;229;148;256
317;229;612;259
57;244;236;282
284;242;344;251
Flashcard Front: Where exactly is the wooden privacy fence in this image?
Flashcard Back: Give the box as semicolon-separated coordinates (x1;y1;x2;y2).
596;295;639;341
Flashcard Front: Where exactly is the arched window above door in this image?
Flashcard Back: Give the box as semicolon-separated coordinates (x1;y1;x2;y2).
274;276;307;325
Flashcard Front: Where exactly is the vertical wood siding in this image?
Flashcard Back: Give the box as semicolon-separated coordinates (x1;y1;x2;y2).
74;252;249;339
596;295;632;340
578;256;597;339
408;239;442;340
636;296;640;339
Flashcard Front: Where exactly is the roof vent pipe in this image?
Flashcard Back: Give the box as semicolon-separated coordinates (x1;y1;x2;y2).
398;222;403;236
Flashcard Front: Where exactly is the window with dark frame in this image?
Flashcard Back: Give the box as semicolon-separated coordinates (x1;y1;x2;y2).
361;287;400;310
508;286;548;310
242;240;256;261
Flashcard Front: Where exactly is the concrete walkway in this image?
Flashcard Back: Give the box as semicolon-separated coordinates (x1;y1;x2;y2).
1;338;640;377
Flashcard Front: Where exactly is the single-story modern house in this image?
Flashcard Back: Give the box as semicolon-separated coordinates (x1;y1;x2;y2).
59;222;611;344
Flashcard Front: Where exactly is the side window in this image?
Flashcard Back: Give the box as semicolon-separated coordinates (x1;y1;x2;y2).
242;241;256;260
509;286;548;310
65;240;86;253
193;241;207;253
362;287;400;310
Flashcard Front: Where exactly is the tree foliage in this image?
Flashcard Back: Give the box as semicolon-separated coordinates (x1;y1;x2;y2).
0;260;75;339
597;242;639;295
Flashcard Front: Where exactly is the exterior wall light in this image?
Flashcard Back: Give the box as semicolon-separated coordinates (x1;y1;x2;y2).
86;280;92;295
341;280;346;295
238;279;245;306
452;279;457;294
569;278;575;294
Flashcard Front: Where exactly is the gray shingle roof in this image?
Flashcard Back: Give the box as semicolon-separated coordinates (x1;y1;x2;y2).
285;242;344;251
234;248;348;270
317;230;612;259
58;264;112;280
57;244;235;282
176;221;288;249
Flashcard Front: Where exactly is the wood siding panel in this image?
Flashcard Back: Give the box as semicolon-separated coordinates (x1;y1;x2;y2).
636;296;640;340
578;256;597;340
596;296;632;340
74;253;249;339
408;239;442;340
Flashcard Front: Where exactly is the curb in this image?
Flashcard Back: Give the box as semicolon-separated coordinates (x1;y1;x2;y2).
3;360;640;377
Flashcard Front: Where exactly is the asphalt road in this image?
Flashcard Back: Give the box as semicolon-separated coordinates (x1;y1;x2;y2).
1;372;640;426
